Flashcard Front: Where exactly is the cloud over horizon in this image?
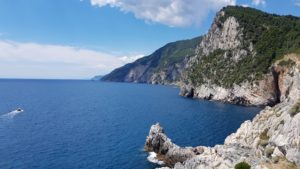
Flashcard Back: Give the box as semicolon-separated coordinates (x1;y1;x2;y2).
252;0;266;6
90;0;236;27
0;39;143;79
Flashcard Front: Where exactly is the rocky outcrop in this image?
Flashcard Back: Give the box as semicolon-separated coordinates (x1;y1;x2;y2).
180;74;278;106
179;7;300;106
145;54;300;168
145;101;300;169
145;123;196;166
179;9;263;105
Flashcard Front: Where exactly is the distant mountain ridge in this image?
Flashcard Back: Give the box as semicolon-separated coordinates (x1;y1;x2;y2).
91;75;102;81
101;37;201;84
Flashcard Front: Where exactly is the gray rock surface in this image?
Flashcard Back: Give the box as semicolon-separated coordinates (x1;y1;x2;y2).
145;123;195;166
145;100;300;168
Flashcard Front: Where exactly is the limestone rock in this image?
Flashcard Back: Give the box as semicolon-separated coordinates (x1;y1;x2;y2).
145;101;300;168
145;123;196;166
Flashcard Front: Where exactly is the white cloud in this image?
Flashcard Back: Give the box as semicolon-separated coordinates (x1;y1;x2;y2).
241;4;250;7
119;54;144;63
252;0;266;6
295;1;300;7
90;0;236;27
0;39;142;79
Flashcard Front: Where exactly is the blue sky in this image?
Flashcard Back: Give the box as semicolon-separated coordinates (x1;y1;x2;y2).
0;0;299;79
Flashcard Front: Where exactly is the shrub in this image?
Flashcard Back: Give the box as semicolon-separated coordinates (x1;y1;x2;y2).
289;101;300;117
279;59;296;67
235;162;251;169
259;129;270;147
259;129;270;140
265;147;274;158
259;139;269;147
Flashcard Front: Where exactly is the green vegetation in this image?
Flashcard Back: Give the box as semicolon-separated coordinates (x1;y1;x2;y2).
189;49;265;87
259;129;270;147
260;129;270;140
235;162;251;169
289;101;300;117
189;6;300;87
279;59;296;67
157;37;201;68
265;147;274;158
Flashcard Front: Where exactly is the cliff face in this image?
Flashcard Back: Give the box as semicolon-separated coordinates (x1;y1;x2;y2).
101;37;201;84
180;7;300;106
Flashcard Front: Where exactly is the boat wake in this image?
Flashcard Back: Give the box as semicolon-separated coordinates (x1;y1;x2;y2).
1;109;24;119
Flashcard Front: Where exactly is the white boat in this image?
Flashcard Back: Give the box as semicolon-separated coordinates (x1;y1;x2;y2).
16;108;24;112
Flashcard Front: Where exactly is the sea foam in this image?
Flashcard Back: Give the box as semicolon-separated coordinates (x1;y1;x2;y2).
147;152;165;165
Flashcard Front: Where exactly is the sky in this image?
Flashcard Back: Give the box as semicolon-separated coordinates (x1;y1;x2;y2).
0;0;299;79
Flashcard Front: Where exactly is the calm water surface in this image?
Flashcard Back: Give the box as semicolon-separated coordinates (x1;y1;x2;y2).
0;79;261;169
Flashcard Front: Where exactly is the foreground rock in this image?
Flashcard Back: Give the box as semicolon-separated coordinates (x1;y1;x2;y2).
145;100;300;168
145;123;196;166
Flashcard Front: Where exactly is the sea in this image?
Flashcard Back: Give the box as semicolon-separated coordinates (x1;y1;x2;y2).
0;79;261;169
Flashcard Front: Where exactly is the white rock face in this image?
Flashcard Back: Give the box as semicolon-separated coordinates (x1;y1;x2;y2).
200;14;246;58
180;73;279;106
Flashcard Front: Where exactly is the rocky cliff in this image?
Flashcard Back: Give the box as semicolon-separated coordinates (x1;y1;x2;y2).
102;6;300;107
180;6;300;106
101;37;201;84
145;54;300;168
143;7;300;167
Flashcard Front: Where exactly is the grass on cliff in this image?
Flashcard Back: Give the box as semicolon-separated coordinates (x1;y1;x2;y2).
259;129;270;147
189;6;300;87
235;162;251;169
157;37;201;68
289;101;300;117
279;59;296;67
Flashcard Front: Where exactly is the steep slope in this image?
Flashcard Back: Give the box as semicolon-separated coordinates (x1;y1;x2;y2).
101;37;201;84
180;6;300;106
145;55;300;168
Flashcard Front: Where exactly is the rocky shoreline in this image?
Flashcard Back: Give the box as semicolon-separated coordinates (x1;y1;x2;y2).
144;53;300;168
145;100;300;168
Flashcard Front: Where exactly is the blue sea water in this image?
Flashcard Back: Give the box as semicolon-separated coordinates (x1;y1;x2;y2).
0;79;261;169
